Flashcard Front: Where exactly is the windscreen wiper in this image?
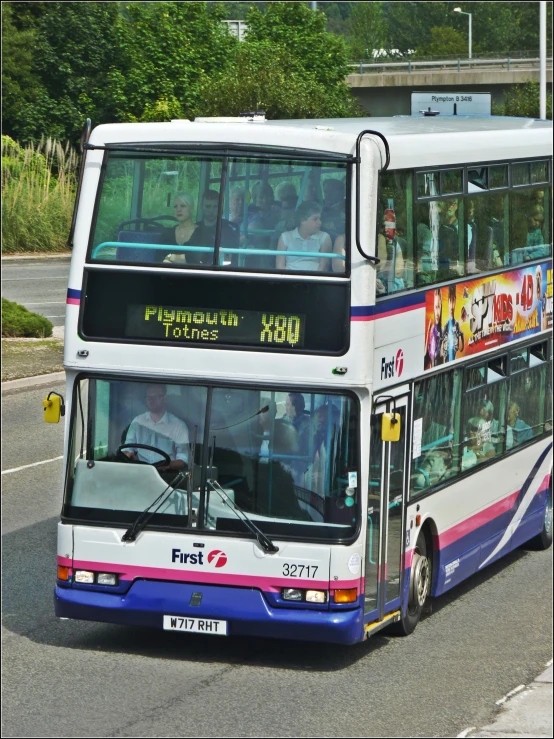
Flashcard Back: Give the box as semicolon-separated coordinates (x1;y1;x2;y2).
206;478;279;554
121;470;186;542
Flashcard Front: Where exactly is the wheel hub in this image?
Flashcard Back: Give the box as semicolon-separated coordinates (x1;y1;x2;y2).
410;552;430;608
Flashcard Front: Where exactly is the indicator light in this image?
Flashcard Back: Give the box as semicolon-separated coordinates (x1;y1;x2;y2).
57;566;70;581
333;588;358;604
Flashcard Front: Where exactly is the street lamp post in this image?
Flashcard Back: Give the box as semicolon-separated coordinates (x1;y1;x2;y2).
453;7;472;60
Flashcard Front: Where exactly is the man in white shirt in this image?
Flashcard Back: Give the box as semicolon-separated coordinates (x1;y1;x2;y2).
124;384;189;472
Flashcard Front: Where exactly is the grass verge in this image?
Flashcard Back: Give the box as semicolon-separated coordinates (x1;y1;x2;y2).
2;339;64;382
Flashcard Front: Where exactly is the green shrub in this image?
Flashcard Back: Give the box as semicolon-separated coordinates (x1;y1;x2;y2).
2;298;53;338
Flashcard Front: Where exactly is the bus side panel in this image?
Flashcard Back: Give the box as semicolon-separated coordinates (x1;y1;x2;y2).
477;442;552;569
409;438;552;599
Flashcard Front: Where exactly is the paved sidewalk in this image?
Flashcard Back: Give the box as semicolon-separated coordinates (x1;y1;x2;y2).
458;662;553;738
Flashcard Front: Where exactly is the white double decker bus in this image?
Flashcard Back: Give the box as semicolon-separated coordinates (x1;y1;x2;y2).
51;114;552;643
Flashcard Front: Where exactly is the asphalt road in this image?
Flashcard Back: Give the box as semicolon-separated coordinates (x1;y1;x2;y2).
2;257;71;327
2;382;552;738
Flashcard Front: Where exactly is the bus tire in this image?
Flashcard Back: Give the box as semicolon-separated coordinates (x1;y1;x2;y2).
389;531;431;637
526;473;553;551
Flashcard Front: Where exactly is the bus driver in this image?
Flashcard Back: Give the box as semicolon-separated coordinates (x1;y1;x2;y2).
124;384;189;472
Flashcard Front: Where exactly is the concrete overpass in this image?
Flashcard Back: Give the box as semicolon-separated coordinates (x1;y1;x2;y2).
346;57;553;116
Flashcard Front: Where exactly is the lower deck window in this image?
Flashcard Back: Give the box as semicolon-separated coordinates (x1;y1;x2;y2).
410;343;551;497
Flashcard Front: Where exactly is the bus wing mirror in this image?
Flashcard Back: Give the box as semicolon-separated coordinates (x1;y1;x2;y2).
43;391;65;424
382;412;401;442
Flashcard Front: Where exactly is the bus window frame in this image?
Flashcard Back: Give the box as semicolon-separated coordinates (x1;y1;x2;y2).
61;371;364;547
375;154;552;301
85;146;353;279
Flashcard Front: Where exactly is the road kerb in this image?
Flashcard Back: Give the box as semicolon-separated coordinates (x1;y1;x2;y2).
2;371;65;392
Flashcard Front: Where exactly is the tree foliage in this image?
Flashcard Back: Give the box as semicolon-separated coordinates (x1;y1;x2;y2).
2;5;45;141
347;2;388;59
106;2;237;123
245;2;350;88
384;1;552;57
423;27;467;57
199;3;361;119
492;81;552;120
199;39;361;119
3;0;552;144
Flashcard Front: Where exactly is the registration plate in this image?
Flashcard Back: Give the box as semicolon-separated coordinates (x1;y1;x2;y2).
163;615;228;635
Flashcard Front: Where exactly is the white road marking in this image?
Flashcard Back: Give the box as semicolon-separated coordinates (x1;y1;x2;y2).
24;302;66;305
456;728;476;738
2;456;64;475
2;277;68;281
495;684;525;705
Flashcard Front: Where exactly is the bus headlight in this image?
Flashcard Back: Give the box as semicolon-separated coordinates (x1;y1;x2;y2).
305;590;327;604
97;573;118;586
282;588;303;601
74;570;95;584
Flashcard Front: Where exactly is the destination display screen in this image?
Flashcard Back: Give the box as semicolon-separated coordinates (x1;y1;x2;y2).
81;269;349;354
126;304;306;347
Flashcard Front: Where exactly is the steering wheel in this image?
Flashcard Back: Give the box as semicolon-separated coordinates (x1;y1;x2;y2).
117;443;171;468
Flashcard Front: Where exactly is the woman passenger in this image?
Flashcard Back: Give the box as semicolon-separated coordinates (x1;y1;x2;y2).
161;192;198;265
276;201;332;272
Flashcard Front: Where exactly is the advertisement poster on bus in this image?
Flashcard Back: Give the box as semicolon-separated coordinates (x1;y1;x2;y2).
424;263;553;370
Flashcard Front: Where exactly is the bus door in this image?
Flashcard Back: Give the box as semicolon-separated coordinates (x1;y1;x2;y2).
364;394;409;622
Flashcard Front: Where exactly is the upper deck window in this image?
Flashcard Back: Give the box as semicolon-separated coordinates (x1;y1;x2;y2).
89;151;349;276
378;158;552;296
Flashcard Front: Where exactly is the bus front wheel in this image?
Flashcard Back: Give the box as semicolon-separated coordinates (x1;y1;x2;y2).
390;532;431;636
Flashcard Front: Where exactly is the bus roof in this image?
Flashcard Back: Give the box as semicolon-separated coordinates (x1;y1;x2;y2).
263;115;553;136
89;116;553;170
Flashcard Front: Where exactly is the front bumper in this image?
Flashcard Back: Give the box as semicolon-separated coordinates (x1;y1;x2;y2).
55;579;364;644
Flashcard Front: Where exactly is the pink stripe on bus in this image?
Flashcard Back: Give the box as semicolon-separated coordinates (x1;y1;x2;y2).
66;298;80;305
58;556;358;592
438;474;550;549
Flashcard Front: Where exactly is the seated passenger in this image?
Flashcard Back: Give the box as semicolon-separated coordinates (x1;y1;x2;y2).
437;199;468;277
302;170;321;203
276;201;332;272
412;450;451;490
160;192;197;265
415;204;435;284
506;401;533;450
248;181;280;230
525;205;545;248
194;189;239;265
229;187;246;227
276;181;298;221
461;419;495;471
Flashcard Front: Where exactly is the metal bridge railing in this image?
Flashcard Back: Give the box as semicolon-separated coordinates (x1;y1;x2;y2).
349;57;553;75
